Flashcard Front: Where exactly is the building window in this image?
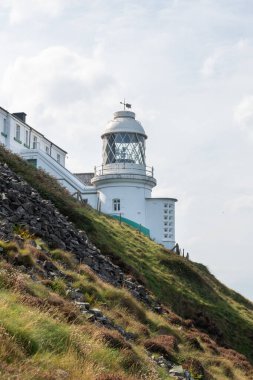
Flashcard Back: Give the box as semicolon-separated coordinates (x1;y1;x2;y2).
57;153;61;163
164;216;168;220
27;159;37;167
33;136;37;149
164;234;168;238
164;203;168;208
25;130;29;146
169;234;173;238
46;146;49;154
169;228;173;232
113;198;120;212
164;209;168;214
16;125;20;140
169;216;173;220
169;204;173;208
169;210;173;214
164;222;168;226
169;222;172;226
164;228;168;232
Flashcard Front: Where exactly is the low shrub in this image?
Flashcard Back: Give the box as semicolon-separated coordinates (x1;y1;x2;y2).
144;335;178;360
183;358;205;380
0;241;19;253
186;334;204;351
50;278;67;296
105;289;147;324
13;225;35;240
99;330;132;350
50;249;76;268
120;350;144;373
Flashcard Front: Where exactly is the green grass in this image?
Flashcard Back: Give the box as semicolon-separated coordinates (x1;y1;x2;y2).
0;238;252;379
0;290;70;355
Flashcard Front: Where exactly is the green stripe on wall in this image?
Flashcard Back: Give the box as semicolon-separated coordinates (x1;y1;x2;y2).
111;214;150;236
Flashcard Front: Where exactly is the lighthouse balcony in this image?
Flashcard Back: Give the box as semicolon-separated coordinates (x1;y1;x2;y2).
91;163;156;187
94;163;153;176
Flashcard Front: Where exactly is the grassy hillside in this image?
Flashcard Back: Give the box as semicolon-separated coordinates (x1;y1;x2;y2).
0;238;252;380
0;144;253;379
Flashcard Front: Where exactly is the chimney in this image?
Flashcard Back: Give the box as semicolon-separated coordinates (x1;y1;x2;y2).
12;112;27;123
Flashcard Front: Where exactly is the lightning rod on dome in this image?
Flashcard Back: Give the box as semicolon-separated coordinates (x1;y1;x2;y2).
120;99;131;110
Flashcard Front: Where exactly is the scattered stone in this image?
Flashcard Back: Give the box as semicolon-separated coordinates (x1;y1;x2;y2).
169;365;184;377
89;308;103;317
154;306;163;314
43;260;58;272
74;301;90;311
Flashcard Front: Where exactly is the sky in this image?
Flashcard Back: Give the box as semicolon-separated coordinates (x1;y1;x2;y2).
0;0;253;300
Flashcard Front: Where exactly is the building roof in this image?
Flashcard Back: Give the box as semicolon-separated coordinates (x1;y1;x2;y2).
0;106;68;154
102;110;147;138
74;173;94;186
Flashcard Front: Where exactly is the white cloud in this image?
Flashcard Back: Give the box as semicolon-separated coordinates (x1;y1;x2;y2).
1;46;113;109
201;51;222;78
201;39;251;79
2;0;66;25
0;46;117;170
234;96;253;128
225;194;253;213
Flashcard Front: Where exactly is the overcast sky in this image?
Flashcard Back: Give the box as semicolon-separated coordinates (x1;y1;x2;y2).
1;0;253;300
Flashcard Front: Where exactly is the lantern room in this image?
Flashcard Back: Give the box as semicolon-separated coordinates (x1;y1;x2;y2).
101;111;147;166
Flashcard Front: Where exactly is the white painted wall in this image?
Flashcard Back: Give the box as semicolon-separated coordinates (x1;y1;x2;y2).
0;107;85;196
20;148;85;194
82;190;98;209
0;110;8;146
96;180;152;226
146;198;176;249
0;109;67;166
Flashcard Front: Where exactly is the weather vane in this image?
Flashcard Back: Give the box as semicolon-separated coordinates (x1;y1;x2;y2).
120;99;131;110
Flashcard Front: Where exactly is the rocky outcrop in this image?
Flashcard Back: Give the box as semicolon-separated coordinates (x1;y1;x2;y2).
0;162;155;307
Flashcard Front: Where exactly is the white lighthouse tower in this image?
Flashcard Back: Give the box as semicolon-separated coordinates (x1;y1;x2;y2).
89;106;177;249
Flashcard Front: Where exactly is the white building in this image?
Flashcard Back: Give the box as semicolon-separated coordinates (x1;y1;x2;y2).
83;109;177;249
0;106;85;194
0;105;177;249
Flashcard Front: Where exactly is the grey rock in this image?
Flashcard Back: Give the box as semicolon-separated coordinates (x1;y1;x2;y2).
43;260;58;272
89;308;103;317
74;301;90;311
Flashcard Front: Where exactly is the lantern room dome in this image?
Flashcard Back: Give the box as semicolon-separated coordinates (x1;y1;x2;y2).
102;111;147;138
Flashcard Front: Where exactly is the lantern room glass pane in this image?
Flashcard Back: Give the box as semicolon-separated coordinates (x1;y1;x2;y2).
103;133;146;165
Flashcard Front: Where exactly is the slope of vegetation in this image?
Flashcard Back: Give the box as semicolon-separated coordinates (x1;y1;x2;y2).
0;238;252;380
0;144;253;379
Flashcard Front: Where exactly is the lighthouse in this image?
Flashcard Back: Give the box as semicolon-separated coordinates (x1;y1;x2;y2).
88;106;177;249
